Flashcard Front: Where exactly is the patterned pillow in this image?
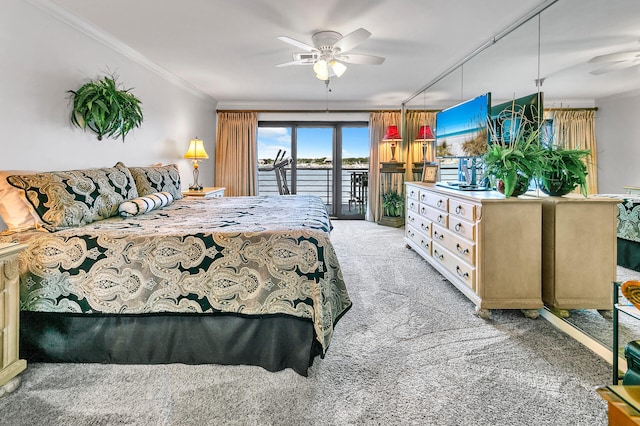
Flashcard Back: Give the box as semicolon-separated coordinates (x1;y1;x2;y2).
128;164;182;200
0;170;45;231
118;191;174;217
7;163;138;231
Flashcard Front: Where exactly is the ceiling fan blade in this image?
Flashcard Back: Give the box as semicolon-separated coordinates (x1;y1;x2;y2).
338;53;385;65
277;36;316;52
589;51;640;63
334;28;371;52
590;61;638;75
276;60;313;67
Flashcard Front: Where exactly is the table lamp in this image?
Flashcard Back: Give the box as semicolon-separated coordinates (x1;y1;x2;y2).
183;137;209;190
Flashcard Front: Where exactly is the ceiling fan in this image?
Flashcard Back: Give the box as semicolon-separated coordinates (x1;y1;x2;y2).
277;28;385;81
588;50;640;75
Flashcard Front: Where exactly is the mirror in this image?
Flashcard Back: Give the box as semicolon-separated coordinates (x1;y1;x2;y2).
402;0;640;358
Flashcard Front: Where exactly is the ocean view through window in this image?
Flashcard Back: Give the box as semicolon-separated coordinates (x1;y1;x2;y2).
257;123;369;219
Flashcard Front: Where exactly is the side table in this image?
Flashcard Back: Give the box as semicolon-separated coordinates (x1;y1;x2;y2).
597;385;640;425
182;187;226;198
0;243;27;398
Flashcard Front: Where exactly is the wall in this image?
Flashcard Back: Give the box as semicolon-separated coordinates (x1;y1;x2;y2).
0;0;217;229
595;90;640;193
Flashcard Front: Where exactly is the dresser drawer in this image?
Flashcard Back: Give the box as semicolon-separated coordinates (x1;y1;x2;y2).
406;225;432;255
432;242;476;290
422;206;448;228
449;199;476;222
448;217;476;241
406;197;420;214
432;224;475;265
406;186;420;201
421;192;449;212
408;210;432;237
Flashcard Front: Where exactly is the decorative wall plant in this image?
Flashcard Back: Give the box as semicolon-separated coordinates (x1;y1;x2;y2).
68;74;143;141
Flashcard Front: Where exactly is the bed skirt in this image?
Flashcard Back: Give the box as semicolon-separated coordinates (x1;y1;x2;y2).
20;311;322;376
618;238;640;272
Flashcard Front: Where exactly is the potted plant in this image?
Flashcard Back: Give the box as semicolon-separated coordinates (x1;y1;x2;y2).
482;110;545;197
68;73;143;142
538;145;590;196
382;190;404;217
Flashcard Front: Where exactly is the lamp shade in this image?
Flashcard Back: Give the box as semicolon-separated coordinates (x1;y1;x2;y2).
184;137;209;160
415;125;435;141
382;125;402;141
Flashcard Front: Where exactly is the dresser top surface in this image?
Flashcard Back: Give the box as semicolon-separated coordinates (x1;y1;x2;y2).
406;182;542;204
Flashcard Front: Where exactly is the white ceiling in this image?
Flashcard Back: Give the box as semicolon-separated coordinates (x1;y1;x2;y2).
42;0;640;109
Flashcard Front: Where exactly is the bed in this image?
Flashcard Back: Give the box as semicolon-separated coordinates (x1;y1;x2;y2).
0;164;351;376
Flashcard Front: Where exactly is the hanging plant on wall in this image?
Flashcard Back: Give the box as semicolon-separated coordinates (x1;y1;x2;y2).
68;73;143;142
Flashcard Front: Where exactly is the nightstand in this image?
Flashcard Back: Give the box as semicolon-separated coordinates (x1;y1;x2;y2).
182;186;226;198
0;243;27;398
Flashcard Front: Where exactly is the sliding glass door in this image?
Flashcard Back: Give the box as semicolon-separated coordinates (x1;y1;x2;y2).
257;122;369;219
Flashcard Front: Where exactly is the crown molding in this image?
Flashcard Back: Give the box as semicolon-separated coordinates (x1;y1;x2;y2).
27;0;216;104
216;100;402;111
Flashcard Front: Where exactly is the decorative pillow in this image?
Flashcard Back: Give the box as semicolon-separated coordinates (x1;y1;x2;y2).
0;170;45;231
128;164;183;200
7;163;138;231
118;191;174;217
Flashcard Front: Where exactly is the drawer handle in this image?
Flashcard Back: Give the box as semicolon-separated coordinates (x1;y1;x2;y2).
456;243;470;255
455;223;462;232
421;223;429;232
408;230;414;238
434;250;444;261
456;266;470;279
421;194;426;201
455;205;462;214
437;199;444;208
437;215;444;223
421;207;426;214
410;202;416;209
410;190;415;197
420;240;429;249
433;230;444;240
409;216;415;222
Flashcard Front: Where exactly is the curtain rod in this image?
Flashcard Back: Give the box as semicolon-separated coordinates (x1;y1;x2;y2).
216;109;402;114
545;107;598;111
401;0;559;106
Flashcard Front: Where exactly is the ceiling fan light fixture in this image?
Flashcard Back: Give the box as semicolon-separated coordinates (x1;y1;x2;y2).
314;59;329;80
330;60;347;77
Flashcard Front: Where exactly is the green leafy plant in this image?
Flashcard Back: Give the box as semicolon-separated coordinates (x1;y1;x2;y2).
538;145;590;196
482;107;545;197
382;190;404;217
68;74;143;141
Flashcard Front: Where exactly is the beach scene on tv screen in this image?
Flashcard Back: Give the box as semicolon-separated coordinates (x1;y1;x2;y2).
436;94;489;158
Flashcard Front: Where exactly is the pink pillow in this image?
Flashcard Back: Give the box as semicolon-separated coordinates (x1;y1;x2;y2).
0;170;45;231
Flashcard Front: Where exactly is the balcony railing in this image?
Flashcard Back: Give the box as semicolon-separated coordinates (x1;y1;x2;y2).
258;166;368;208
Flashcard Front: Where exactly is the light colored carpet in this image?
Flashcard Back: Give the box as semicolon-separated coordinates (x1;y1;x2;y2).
0;220;610;425
562;266;640;353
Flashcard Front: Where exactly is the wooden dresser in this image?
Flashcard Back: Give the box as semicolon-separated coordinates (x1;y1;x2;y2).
0;243;27;398
405;182;543;319
540;195;620;316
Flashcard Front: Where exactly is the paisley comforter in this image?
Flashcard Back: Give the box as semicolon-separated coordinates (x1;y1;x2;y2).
0;195;351;353
617;197;640;243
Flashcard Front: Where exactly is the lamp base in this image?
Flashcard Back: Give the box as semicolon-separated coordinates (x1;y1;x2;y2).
189;163;202;191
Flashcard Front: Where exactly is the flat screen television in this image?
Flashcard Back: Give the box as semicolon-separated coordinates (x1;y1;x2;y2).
435;93;491;158
489;92;544;145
